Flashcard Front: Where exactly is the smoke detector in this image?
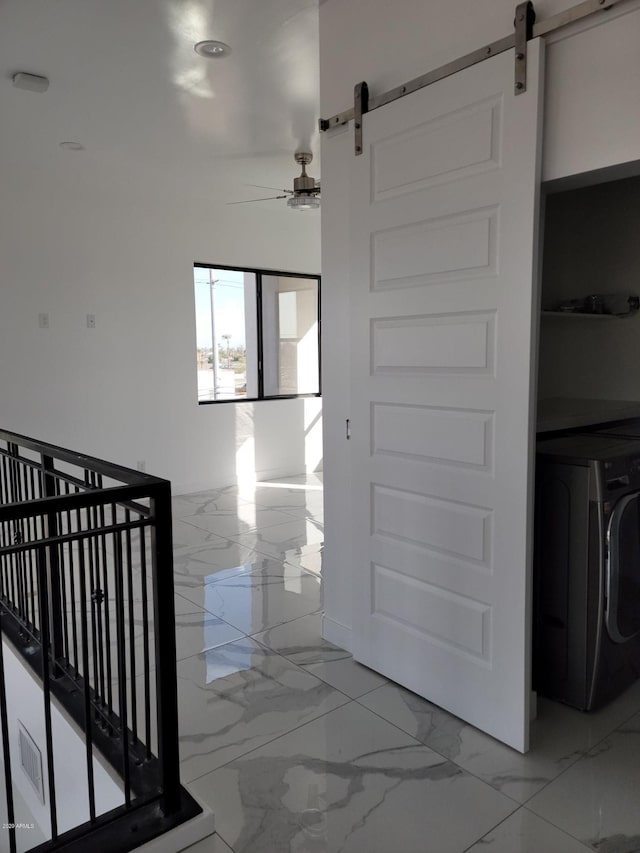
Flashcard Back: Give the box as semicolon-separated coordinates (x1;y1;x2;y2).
12;72;49;93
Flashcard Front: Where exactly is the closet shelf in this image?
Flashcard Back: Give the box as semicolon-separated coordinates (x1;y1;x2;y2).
541;308;639;320
542;294;639;319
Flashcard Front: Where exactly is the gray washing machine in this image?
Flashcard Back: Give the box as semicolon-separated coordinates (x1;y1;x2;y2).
534;433;640;710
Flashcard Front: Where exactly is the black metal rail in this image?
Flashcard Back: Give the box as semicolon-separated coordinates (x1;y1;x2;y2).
0;430;200;852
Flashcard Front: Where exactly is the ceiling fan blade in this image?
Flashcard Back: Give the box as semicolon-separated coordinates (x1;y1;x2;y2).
246;184;294;194
227;195;289;205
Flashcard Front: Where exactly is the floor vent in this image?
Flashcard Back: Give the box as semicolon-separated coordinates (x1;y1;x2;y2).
18;721;45;803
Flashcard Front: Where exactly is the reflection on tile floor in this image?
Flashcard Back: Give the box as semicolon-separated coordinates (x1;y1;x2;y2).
526;710;640;850
178;563;321;635
176;638;348;782
190;703;516;853
252;613;387;699
163;474;640;853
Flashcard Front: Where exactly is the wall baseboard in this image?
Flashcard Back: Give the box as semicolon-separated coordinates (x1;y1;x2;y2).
321;613;352;653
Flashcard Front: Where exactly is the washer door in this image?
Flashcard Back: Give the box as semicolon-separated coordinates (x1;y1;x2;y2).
607;491;640;643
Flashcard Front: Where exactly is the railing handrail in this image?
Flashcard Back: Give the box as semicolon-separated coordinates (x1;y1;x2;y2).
0;429;161;486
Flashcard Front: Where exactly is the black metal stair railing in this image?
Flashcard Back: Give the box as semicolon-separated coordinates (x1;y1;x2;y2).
0;430;201;853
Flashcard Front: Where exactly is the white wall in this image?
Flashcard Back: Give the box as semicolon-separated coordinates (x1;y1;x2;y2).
542;0;640;182
319;0;640;646
0;169;322;494
0;740;45;853
1;639;123;844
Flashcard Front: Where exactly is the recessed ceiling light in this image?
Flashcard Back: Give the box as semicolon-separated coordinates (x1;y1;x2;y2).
194;40;231;59
59;141;84;151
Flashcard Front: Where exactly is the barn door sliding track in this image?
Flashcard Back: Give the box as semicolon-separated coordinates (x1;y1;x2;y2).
319;0;628;154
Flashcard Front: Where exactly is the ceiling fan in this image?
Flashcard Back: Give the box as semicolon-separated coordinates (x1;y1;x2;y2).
228;151;321;210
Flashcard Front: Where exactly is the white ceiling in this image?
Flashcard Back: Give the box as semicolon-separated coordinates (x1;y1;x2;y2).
0;0;320;208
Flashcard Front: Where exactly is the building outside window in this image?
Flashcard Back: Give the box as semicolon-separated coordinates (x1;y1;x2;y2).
194;264;321;403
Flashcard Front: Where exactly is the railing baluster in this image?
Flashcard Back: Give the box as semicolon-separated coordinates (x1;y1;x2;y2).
67;491;80;673
0;456;8;615
0;452;6;505
42;455;64;675
59;484;71;662
7;444;18;503
113;524;131;805
0;454;6;546
24;467;36;630
9;447;24;625
139;530;152;760
101;505;114;721
9;444;21;616
125;511;138;745
28;464;36;501
15;459;27;626
16;542;25;629
77;541;97;822
92;539;106;712
87;474;105;713
36;544;58;840
7;447;16;624
23;460;34;631
87;530;101;711
24;538;33;631
0;612;17;853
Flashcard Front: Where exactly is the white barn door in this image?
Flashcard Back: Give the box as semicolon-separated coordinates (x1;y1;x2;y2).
349;42;544;752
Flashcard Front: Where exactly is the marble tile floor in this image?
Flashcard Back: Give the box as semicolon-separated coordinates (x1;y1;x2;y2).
157;474;640;853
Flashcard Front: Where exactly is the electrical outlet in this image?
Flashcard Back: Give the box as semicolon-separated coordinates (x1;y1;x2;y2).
86;314;96;328
38;313;49;329
137;460;146;473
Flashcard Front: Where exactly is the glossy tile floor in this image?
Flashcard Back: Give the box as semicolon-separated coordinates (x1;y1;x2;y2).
168;473;640;853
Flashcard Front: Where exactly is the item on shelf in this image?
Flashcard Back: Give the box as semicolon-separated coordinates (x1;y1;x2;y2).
587;294;605;314
555;297;588;313
603;293;640;316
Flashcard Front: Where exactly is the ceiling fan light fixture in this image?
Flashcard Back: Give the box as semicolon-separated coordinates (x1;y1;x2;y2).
287;195;320;211
194;40;231;59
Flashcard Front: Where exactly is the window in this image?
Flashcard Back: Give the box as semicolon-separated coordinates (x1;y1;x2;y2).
194;264;321;403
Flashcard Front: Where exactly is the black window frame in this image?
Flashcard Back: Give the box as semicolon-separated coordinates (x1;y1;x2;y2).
194;262;322;405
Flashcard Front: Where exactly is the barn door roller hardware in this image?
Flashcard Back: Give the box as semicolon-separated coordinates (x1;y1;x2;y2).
514;2;536;94
319;0;624;155
353;82;369;156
